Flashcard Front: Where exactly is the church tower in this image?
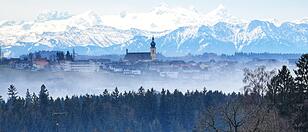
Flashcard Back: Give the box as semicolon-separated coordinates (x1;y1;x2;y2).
0;45;2;61
150;36;156;60
72;48;76;61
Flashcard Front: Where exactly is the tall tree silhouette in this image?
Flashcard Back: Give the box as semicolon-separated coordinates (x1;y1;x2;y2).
293;54;308;131
267;65;295;115
7;84;18;100
39;84;49;115
294;54;308;103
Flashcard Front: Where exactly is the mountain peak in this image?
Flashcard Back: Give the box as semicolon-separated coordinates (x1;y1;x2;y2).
156;2;169;10
151;3;199;16
36;10;72;22
81;10;100;17
71;10;103;27
152;3;173;15
204;4;245;25
216;4;226;11
206;4;229;19
76;10;102;21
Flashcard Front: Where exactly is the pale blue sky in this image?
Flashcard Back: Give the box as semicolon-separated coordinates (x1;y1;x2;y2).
0;0;307;21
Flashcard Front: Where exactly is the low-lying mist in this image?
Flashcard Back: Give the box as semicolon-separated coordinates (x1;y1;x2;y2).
0;62;291;99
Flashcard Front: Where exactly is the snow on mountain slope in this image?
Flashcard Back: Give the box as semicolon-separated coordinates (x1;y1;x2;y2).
0;4;308;57
101;4;203;31
204;4;246;26
294;17;308;24
35;10;73;22
0;10;103;35
101;4;245;31
105;20;308;56
0;10;105;48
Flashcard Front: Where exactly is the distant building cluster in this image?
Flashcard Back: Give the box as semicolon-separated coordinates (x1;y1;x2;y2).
0;50;99;72
0;37;206;79
0;37;299;79
101;60;207;79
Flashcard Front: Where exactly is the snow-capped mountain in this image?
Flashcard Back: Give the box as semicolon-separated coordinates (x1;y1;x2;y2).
0;4;308;57
101;4;245;31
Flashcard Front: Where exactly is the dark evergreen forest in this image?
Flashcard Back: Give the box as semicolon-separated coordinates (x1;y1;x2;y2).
0;55;308;132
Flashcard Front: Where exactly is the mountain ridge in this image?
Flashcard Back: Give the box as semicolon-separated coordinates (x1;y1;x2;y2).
0;5;308;57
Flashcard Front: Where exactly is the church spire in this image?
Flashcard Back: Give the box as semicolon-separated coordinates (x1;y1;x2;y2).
150;36;156;48
150;36;157;60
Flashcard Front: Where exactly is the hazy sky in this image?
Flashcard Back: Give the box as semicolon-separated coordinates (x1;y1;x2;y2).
0;0;307;21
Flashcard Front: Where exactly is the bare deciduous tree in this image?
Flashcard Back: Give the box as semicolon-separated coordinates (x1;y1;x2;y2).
196;98;294;132
195;106;222;132
243;66;276;97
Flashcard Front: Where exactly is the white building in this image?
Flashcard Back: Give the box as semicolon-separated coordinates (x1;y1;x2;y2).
61;61;100;72
160;72;179;78
123;69;142;75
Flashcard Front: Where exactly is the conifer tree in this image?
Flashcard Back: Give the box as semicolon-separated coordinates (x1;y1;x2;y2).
39;84;49;115
25;89;32;107
138;86;145;96
267;65;295;115
294;54;308;103
8;84;18;100
112;87;119;98
293;54;308;131
103;89;109;96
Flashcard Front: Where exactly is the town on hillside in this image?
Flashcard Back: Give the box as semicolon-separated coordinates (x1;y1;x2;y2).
0;37;301;79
